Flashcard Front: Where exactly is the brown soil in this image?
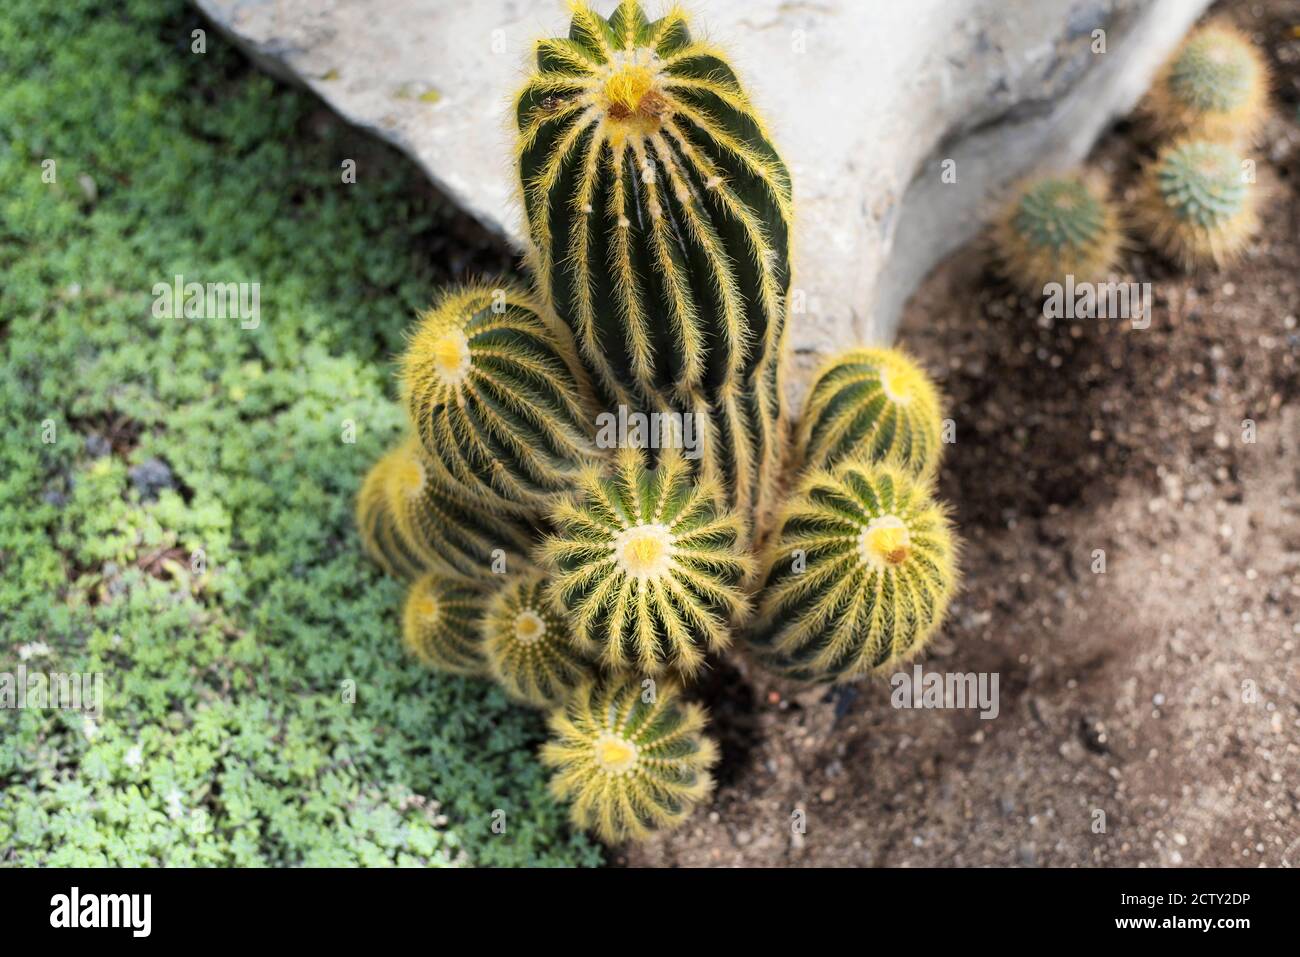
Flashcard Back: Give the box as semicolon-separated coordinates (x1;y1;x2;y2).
624;0;1300;868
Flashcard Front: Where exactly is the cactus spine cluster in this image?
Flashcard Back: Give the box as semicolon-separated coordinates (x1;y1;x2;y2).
483;571;596;708
1138;138;1259;270
797;348;945;479
992;173;1123;292
540;449;752;678
515;0;793;528
747;461;957;684
540;675;717;843
357;0;968;845
1146;23;1269;146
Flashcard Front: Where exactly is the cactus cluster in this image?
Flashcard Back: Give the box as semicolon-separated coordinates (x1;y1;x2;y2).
356;0;962;846
1131;24;1267;272
992;23;1268;287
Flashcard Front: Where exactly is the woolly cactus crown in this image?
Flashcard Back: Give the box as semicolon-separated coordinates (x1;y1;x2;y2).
993;173;1123;291
1149;23;1269;144
1140;137;1258;269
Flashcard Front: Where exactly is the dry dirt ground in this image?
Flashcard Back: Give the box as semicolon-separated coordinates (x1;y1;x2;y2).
624;0;1300;868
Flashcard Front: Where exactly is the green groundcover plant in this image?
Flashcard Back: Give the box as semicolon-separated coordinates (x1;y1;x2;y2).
0;0;600;866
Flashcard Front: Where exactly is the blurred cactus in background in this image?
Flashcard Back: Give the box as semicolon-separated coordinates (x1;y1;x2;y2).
992;173;1124;292
1145;23;1269;146
1138;138;1259;270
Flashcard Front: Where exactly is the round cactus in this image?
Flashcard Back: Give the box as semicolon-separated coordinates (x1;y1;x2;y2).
796;347;945;479
540;675;717;843
991;172;1123;292
355;446;428;580
401;282;599;516
384;436;534;582
482;571;597;708
1145;24;1269;145
1138;138;1259;270
747;459;958;683
515;0;793;527
401;572;490;676
539;449;752;678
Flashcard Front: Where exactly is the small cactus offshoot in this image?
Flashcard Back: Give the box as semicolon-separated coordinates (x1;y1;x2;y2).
1146;24;1269;146
385;437;534;582
401;572;490;676
539;449;752;677
356;446;428;580
747;460;958;684
515;0;793;527
797;347;945;479
401;282;598;516
1138;138;1259;270
482;571;597;708
992;173;1123;292
540;675;717;844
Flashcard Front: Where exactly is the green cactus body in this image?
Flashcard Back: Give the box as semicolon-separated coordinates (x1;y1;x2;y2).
483;571;597;708
1149;24;1269;145
356;447;428;580
797;347;944;479
401;282;599;516
992;173;1122;292
402;572;490;675
539;449;752;677
515;0;793;526
385;437;534;582
748;460;957;683
541;675;717;843
1140;138;1258;269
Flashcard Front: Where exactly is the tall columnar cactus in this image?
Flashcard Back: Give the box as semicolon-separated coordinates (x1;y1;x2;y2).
539;448;752;677
515;0;793;527
401;282;599;516
747;460;957;684
540;675;717;844
401;572;491;676
1146;24;1269;145
1138;138;1259;270
385;436;534;582
356;447;428;580
482;571;597;709
796;347;945;479
991;173;1123;293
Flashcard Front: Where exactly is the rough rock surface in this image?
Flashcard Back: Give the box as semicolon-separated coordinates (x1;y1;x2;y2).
194;0;1210;397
